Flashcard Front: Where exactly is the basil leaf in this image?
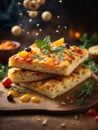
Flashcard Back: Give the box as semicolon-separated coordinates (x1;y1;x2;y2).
43;36;51;50
35;39;44;48
51;46;65;55
35;36;51;50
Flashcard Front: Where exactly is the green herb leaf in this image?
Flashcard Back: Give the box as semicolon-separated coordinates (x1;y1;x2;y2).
0;90;4;94
35;36;51;50
75;80;94;106
83;58;98;75
10;86;28;93
34;55;44;60
0;64;8;80
79;33;98;49
50;46;65;56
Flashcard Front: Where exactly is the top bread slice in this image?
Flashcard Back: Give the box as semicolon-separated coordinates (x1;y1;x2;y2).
9;38;88;76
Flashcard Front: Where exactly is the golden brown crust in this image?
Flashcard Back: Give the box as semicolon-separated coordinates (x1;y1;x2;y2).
9;45;88;76
8;68;56;83
19;65;91;98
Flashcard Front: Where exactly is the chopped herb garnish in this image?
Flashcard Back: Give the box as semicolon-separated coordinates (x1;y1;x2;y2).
10;86;28;93
0;64;8;80
79;33;98;49
50;46;65;56
83;58;98;75
34;55;44;60
75;80;94;106
0;90;4;94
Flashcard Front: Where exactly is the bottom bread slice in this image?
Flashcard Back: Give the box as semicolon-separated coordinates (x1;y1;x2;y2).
19;65;91;98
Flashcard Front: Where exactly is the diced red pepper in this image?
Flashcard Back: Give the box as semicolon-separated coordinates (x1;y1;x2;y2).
53;59;60;65
77;49;83;54
25;57;32;63
2;77;12;88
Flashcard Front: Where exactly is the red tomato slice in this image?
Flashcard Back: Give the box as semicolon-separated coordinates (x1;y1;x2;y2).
2;77;12;88
95;116;98;123
87;108;97;117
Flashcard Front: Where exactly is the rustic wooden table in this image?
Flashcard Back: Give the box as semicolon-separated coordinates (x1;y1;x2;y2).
0;26;98;130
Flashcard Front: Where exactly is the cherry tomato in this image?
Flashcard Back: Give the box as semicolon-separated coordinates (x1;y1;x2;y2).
87;108;97;117
2;77;12;88
95;116;98;123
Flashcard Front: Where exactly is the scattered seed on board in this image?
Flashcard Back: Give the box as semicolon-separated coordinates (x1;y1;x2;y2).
42;118;48;126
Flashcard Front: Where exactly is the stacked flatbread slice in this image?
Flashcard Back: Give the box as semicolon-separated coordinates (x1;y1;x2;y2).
8;37;91;98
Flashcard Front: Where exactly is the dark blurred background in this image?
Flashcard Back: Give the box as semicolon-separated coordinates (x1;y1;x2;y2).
0;0;98;42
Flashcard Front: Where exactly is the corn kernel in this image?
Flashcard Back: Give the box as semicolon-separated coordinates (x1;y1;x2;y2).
20;94;30;102
31;96;40;103
8;90;20;97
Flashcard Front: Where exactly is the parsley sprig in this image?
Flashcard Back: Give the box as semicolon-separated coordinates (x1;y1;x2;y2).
0;64;8;80
79;33;98;49
75;33;98;106
75;80;94;106
10;86;28;93
0;90;4;95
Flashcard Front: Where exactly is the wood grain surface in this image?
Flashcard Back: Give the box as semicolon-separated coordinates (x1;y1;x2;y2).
0;78;98;116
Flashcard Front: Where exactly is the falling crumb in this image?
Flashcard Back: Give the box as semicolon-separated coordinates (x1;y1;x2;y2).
64;26;67;29
19;24;22;26
19;13;23;16
59;0;62;3
61;101;66;105
56;30;59;33
42;118;48;126
58;25;61;28
29;19;32;22
39;28;42;32
36;33;39;36
57;16;60;19
61;123;66;128
17;2;21;5
74;115;79;120
22;29;25;32
36;24;40;27
27;31;30;35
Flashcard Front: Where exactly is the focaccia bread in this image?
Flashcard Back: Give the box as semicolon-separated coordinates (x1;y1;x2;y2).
9;37;88;76
8;68;56;83
19;65;91;98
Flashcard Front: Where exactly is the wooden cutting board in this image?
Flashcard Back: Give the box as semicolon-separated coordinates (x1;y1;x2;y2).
0;78;98;115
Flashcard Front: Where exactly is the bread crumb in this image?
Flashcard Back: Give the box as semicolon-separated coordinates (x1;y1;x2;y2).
61;123;66;127
74;114;79;120
42;118;48;126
